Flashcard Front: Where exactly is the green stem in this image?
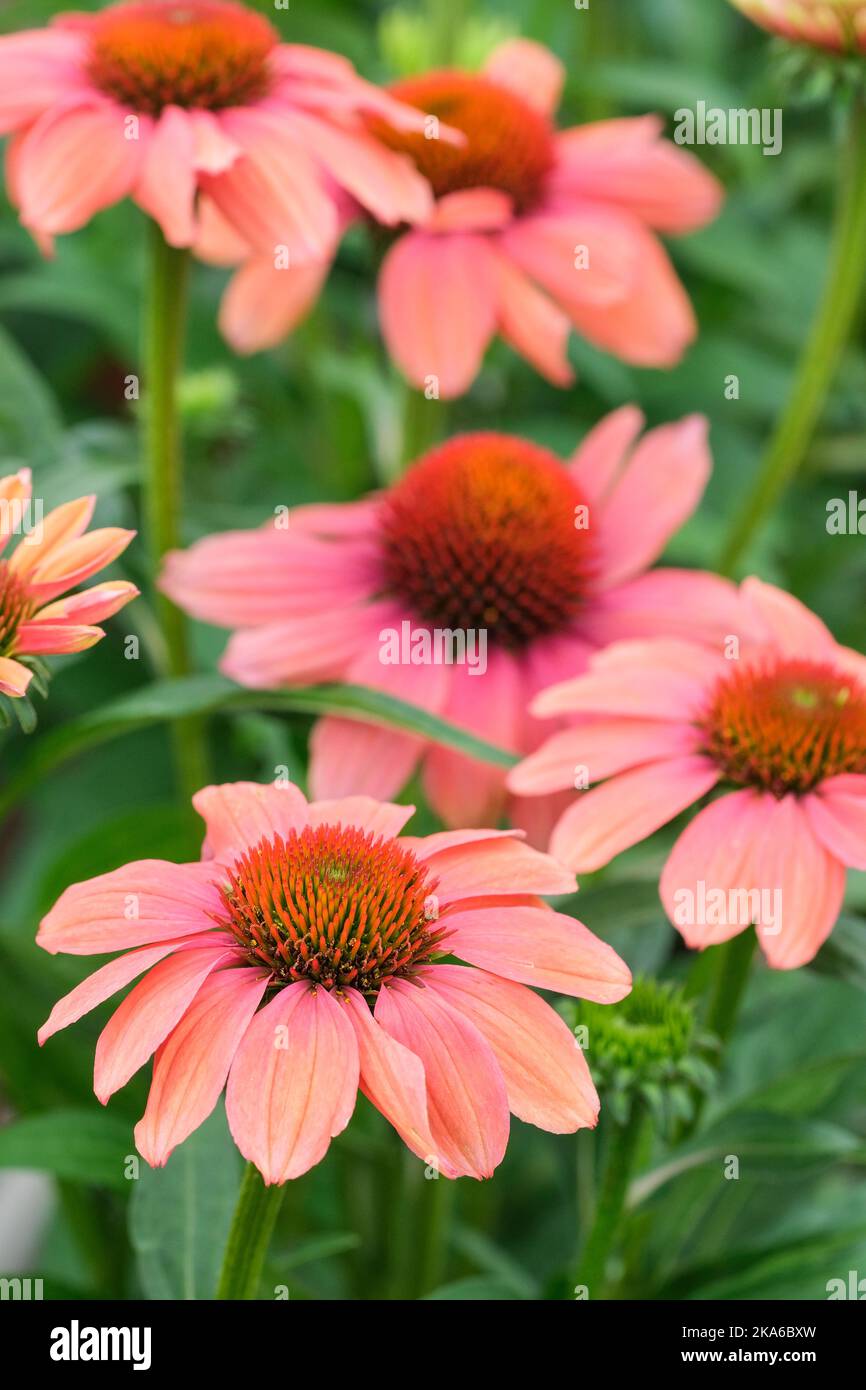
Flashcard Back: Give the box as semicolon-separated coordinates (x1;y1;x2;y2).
575;1102;647;1299
414;1173;454;1298
719;95;866;575
215;1163;286;1300
142;218;209;798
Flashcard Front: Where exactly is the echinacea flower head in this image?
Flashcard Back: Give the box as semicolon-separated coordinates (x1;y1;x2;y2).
161;408;737;841
509;578;866;969
0;468;137;700
730;0;866;52
212;38;723;390
0;0;436;253
37;781;631;1182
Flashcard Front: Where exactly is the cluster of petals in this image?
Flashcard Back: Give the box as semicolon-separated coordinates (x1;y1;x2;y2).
509;579;866;969
207;37;723;391
0;0;440;257
37;781;631;1182
0;468;137;698
160;407;737;842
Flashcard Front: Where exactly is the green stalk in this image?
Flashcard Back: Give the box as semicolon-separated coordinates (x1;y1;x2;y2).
575;1102;647;1299
414;1173;454;1298
142;218;209;798
719;95;866;575
215;1162;286;1300
676;930;758;1143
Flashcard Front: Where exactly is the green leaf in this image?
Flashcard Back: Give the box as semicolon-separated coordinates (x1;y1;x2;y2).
0;674;517;819
810;913;866;991
0;323;63;466
0;1109;134;1190
423;1275;525;1300
129;1105;241;1301
656;1225;866;1301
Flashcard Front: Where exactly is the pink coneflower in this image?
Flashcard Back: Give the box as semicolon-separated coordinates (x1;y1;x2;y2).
212;38;723;390
160;411;737;840
37;780;630;1181
508;578;866;969
0;0;437;253
730;0;866;51
0;468;137;699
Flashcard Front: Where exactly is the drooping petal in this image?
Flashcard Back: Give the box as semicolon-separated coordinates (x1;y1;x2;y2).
14;621;103;655
378;230;498;399
423;965;599;1131
9;494;95;579
134;104;196;247
422;648;521;827
284;109;432;226
567;404;644;506
445;904;632;1002
549;755;720;872
0;29;90;135
493;251;574;386
16;101;144;236
37;860;226;956
803;775;866;871
226;983;359;1184
582;569;742;648
135;967;269;1167
218;255;330;355
0;656;33;697
375;980;509;1179
739;576;836;657
34;580;139;626
339;988;449;1173
93;944;237;1103
38;935;228;1044
752;796;846;969
219;603;381;688
192;782;309;864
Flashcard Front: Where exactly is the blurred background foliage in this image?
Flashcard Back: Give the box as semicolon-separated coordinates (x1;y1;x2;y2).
0;0;865;1300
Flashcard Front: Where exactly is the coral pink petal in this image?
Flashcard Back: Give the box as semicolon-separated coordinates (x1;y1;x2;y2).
583;569;742;648
134;105;196;248
14;622;103;655
424;836;575;903
0;467;32;552
483;38;565;115
494;251;574;386
567;404;645;505
550;755;720;873
739;576;835;656
194;194;249;265
426;188;513;233
508;717;701;795
93;945;237;1103
10;494;95;577
502;209;636;310
35;580;139;625
37;860;225;956
445;905;632;1002
404;828;524;858
308;636;449;800
660;790;775;950
286;109;431;226
37;936;226;1045
0;656;32;697
552;117;723;233
593;416;711;587
161;527;375;627
201;108;337;261
422;648;521;827
192;781;309;864
135;967;269;1168
309;716;424;803
0;30;90;135
188;110;241;175
24;527;135;602
532;639;724;720
378;230;498;398
339;989;450;1173
305;796;415;839
219;255;330;355
424;965;599;1132
375;980;509;1179
226;983;359;1184
803;775;866;871
565;218;697;367
220;602;382;687
753;797;846;968
16;102;144;236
